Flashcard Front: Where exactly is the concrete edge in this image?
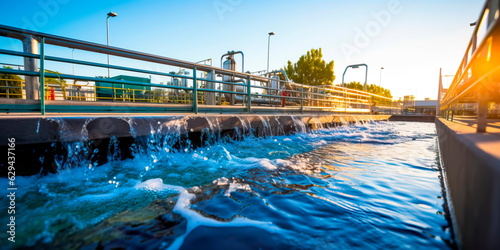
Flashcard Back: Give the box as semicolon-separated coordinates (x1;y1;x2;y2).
435;117;500;249
0;114;390;176
0;114;391;146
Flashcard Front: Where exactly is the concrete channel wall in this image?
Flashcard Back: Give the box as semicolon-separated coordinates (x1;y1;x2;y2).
0;114;390;176
388;115;435;122
436;118;500;249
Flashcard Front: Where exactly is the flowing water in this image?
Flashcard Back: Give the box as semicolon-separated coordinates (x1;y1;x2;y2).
0;120;454;249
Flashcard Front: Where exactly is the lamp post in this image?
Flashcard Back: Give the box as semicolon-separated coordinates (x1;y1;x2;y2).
379;67;384;87
106;12;118;77
267;32;275;74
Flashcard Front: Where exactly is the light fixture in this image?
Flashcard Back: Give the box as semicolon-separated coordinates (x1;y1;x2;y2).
267;32;276;74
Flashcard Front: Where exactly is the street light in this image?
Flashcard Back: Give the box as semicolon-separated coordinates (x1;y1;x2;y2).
379;67;384;87
106;12;118;77
267;32;275;74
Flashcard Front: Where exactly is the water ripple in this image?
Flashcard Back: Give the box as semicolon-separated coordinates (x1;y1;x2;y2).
0;122;453;249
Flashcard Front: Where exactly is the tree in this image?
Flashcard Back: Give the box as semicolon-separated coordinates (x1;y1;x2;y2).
343;81;364;91
343;81;392;97
344;81;393;105
283;48;335;86
0;66;23;99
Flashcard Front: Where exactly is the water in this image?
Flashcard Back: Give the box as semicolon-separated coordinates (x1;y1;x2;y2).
0;121;453;249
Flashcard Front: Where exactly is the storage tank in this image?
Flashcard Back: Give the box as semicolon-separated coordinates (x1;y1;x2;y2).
269;75;279;96
204;70;216;105
95;75;151;102
222;55;236;104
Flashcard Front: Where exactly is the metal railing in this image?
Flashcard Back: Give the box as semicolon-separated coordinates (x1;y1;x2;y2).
439;0;500;132
0;24;392;115
0;78;24;99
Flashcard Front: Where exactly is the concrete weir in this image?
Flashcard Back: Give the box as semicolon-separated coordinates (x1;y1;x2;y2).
0;114;390;176
436;118;500;249
388;114;435;122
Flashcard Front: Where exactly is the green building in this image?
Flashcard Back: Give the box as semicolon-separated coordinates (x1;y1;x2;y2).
96;75;151;101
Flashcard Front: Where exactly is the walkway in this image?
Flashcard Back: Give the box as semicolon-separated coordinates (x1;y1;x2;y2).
448;116;500;136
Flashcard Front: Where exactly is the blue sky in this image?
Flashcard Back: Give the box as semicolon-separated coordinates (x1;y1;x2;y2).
0;0;485;99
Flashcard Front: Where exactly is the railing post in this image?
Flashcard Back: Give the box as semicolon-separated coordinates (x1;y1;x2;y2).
23;35;40;100
247;75;252;113
344;89;347;113
205;70;216;105
39;37;45;115
477;98;488;133
193;67;198;114
300;84;304;113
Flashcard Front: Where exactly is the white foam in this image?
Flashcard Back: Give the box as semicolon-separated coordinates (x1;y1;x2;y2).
258;159;278;170
275;159;293;166
167;185;281;250
311;139;327;146
213;177;230;186
213;177;253;197
135;178;184;193
225;182;251;197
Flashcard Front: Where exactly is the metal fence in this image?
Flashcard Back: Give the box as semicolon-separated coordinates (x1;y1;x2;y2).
439;0;500;132
0;24;393;115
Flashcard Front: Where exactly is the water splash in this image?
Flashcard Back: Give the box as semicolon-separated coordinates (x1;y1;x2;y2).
202;116;223;146
291;116;307;134
1;121;453;249
36;119;41;133
257;115;272;137
274;116;285;135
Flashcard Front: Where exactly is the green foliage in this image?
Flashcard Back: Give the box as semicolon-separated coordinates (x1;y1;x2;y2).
45;70;67;99
283;48;335;86
0;68;67;99
344;81;392;97
152;88;168;102
45;70;66;88
343;81;364;91
0;66;23;98
344;81;393;105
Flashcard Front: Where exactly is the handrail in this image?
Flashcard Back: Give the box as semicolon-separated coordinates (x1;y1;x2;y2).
440;0;500;110
0;24;394;114
438;0;500;133
0;24;267;82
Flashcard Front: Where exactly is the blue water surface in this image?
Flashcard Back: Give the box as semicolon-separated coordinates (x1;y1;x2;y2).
0;121;453;249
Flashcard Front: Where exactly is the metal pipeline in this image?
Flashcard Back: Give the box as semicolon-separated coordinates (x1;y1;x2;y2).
266;70;290;82
220;50;244;72
342;63;368;90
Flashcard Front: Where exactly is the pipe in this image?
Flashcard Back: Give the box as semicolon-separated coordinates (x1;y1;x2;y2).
40;37;45;115
267;70;289;82
342;63;368;90
220;50;244;72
